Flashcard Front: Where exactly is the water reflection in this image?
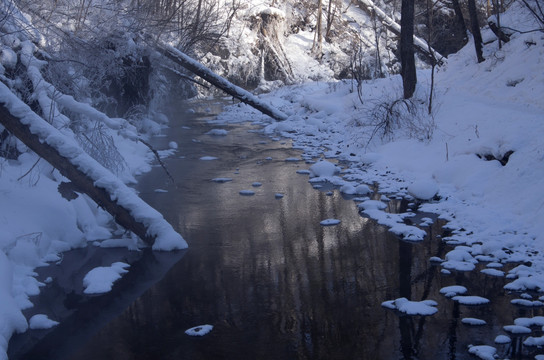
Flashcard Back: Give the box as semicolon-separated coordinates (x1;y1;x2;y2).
9;101;541;359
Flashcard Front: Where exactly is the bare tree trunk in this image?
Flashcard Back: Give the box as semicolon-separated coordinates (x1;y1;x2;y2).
468;0;485;62
400;0;416;99
426;0;436;114
325;0;335;42
451;0;468;43
312;0;323;57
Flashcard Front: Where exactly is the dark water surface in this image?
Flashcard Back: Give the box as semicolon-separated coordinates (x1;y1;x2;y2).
9;101;533;359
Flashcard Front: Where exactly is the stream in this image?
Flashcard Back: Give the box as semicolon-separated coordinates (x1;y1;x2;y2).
8;100;536;359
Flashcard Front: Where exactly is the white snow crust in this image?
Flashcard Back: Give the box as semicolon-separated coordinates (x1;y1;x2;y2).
82;262;130;294
185;324;213;336
381;297;438;316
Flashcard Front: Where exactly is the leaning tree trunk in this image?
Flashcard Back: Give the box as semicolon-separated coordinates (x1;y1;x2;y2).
0;88;186;250
400;0;417;99
468;0;485;62
158;44;288;121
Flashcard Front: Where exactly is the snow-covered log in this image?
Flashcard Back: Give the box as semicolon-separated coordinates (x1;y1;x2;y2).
355;0;445;64
158;44;288;121
0;83;187;251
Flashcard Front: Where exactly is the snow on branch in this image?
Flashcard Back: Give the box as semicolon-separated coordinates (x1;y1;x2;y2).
358;0;445;63
19;41;138;139
0;82;187;251
158;44;288;121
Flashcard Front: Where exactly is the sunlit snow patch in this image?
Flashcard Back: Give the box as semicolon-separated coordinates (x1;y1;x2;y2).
185;324;213;336
200;156;218;161
82;262;130;294
154;189;168;193
29;314;59;329
381;297;438;316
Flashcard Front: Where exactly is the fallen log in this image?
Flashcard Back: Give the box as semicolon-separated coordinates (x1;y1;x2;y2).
355;0;445;65
0;83;186;250
157;44;288;121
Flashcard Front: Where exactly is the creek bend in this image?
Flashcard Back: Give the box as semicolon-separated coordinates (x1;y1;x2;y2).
9;100;529;360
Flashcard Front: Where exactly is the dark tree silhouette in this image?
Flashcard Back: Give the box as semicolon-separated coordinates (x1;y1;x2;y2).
400;0;416;98
468;0;485;62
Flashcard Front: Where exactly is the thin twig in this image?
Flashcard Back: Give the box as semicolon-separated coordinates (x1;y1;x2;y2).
138;138;176;184
17;158;40;181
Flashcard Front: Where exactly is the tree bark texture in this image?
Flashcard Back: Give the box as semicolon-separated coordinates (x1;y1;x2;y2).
400;0;417;99
0;104;155;245
468;0;485;62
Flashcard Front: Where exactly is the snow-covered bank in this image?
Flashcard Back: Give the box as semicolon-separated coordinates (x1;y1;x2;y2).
217;3;544;356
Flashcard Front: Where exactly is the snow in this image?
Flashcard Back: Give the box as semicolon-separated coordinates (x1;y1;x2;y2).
503;325;531;334
320;219;341;226
212;177;233;183
407;179;439;200
462;318;486;326
0;1;542;358
494;335;511;344
28;314;59;330
185;324;213;336
467;345;496;360
439;285;468;298
381;297;438;316
452;296;490;306
82;262;130;294
480;268;504;277
206;129;228;136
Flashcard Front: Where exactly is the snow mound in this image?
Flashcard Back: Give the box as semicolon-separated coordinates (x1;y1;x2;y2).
206;129;228;136
309;160;339;178
28;314;59;330
439;285;468;298
468;345;496;360
407;179;439;200
462;318;486;326
185;324;213;336
381;297;438;316
82;262;130;294
320;219;341;226
452;295;490;305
